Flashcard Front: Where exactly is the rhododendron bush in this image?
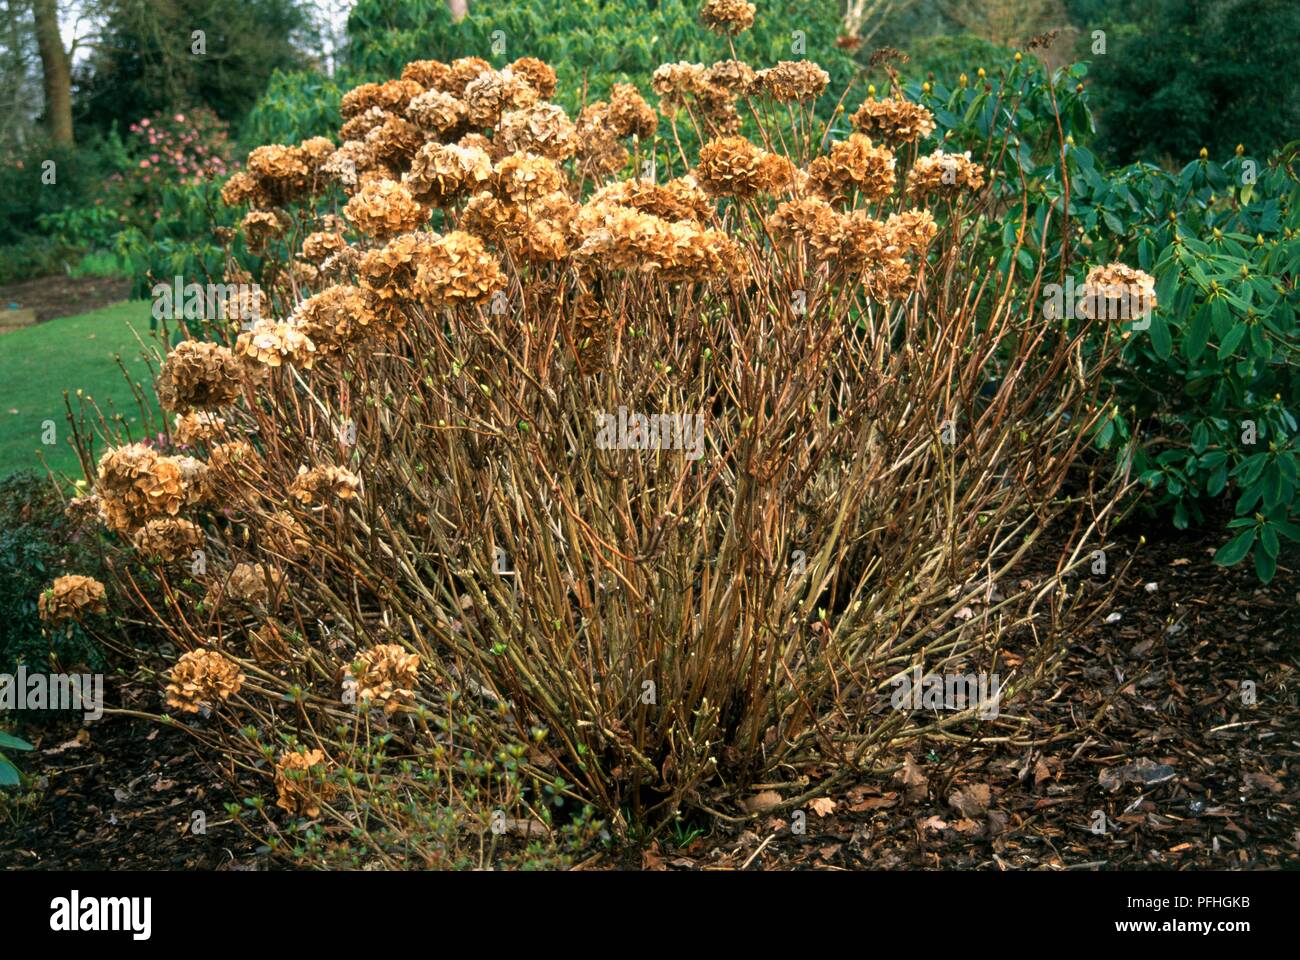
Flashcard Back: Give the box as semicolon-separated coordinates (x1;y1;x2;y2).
52;7;1149;862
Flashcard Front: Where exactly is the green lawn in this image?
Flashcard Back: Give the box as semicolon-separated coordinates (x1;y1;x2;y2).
0;300;161;480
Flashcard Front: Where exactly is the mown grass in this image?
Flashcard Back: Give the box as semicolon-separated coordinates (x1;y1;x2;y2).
0;300;159;481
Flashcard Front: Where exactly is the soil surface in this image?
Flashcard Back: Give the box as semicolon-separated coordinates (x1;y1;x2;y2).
2;522;1296;871
0;274;132;323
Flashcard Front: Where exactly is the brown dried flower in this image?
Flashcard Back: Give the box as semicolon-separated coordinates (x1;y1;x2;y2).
133;517;204;563
508;57;557;98
754;61;830;102
607;83;658;140
768;197;847;261
236;319;318;370
412;230;507;307
705;60;756;96
39;574;107;624
497;103;578;161
290;464;361;505
695;136;768;198
905;149;986;199
1078;263;1157;321
95;444;189;533
406;89;469;138
301;230;349;263
159;340;244;413
165;649;245;714
343;178;430;238
700;0;755;34
350;643;420;714
274;749;334;818
340;79;423;119
851;97;936;144
405;142;493;206
808;134;896;205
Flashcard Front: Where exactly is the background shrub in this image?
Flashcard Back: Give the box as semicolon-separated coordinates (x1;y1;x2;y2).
0;473;104;678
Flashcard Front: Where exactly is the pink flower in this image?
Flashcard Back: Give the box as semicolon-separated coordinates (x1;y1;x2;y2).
175;113;185;123
140;118;150;127
139;159;150;168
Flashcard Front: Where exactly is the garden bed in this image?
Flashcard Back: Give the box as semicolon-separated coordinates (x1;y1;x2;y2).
0;275;132;324
4;522;1294;871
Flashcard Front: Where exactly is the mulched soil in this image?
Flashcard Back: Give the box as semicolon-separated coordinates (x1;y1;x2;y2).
636;522;1300;871
2;522;1296;871
0;709;263;870
0;274;132;322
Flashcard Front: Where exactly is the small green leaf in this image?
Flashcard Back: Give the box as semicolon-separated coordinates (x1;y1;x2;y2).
1213;528;1255;566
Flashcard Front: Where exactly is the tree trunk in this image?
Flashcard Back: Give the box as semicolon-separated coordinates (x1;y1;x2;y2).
33;0;73;146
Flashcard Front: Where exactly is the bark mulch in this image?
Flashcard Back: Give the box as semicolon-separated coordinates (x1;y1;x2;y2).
2;524;1295;870
0;274;132;323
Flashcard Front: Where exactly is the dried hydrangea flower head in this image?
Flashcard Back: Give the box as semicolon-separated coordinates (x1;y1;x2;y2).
494;152;565;204
343;177;429;238
219;171;267;208
133;517;204;564
340;79;423;119
905;149;986;199
164;649;245;714
884;209;939;254
290;284;369;354
447;56;493;96
172;411;227;446
95;443;189;533
808;133;897;206
404;142;493;206
1078;263;1157;321
401;58;454;90
321;139;376;192
574;203;740;282
651;61;708;110
299;136;336;173
158;340;244;413
705;59;757;96
754;61;830;102
767;197;847;262
236;319;317;370
356;232;441;330
405;88;469;138
301;230;348;263
246;144;310;204
411;231;508;307
240;209;284;250
205;562;285;609
39;574;107;624
700;0;756;34
206;440;265;489
508;56;557;98
851;97;937;144
695;135;769;198
607;84;658;140
591;177;713;223
497;102;578;161
350;643;421;714
290;464;362;505
274;749;334;818
575;103;631;178
362;113;423;167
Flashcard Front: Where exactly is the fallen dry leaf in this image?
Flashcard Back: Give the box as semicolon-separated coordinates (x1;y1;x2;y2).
809;797;836;817
743;790;783;813
948;783;991;818
897;753;929;803
43;729;90;755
